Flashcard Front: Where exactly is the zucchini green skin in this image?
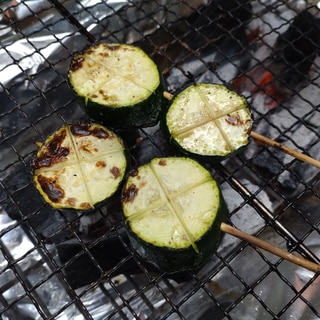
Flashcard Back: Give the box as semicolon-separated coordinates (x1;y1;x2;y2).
84;80;167;129
121;157;228;273
126;191;227;273
162;130;249;163
162;83;253;162
68;42;168;129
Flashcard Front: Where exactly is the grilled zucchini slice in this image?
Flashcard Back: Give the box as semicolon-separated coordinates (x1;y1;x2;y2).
164;83;253;161
121;157;227;273
33;121;128;210
68;42;167;128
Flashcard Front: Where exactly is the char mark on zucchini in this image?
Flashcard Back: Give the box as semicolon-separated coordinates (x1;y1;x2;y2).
121;157;227;273
33;120;128;210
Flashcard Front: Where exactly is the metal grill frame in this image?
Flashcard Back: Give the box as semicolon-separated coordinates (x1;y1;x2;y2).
1;0;320;319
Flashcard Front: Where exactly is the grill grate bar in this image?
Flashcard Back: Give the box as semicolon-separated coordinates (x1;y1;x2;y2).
49;0;96;44
214;162;320;264
1;1;320;319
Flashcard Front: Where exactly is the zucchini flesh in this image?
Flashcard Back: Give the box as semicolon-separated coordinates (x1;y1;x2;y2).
165;83;253;159
121;157;227;272
68;43;166;128
33;121;127;210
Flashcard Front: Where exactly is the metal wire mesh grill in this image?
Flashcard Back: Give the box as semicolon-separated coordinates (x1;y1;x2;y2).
1;0;320;319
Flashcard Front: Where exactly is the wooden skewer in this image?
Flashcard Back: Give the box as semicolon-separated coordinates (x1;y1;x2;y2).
163;91;174;100
220;222;320;273
163;90;320;271
250;131;320;169
163;91;320;271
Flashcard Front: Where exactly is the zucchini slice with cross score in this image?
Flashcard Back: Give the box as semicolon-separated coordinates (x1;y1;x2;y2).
164;83;253;161
68;42;167;128
121;157;227;273
33;121;128;210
